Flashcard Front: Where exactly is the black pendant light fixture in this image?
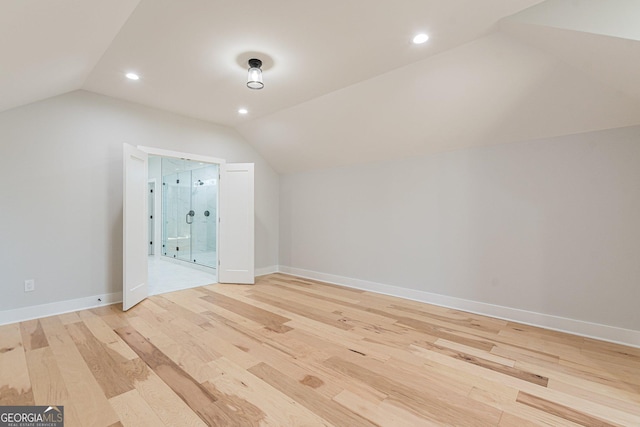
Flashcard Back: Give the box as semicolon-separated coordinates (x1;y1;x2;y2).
247;58;264;90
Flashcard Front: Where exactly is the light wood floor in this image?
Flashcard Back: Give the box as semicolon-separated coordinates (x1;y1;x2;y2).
1;273;639;426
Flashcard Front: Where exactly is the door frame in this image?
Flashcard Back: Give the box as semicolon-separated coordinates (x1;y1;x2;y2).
139;146;225;276
139;146;226;166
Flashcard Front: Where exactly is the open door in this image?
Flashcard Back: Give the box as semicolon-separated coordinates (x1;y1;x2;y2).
123;143;149;310
219;163;254;284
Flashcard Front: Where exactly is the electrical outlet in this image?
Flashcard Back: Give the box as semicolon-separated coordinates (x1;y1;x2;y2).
24;279;35;292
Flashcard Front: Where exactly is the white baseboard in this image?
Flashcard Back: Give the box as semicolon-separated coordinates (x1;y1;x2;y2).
255;265;279;277
4;267;638;349
0;292;123;326
278;266;640;349
0;263;275;326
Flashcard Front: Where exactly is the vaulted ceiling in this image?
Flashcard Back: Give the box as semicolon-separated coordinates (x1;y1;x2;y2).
2;0;640;173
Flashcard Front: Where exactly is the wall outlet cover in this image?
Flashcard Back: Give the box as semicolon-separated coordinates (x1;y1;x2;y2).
24;279;35;292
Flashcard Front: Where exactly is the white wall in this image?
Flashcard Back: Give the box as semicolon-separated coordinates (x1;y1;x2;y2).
280;126;640;334
0;90;279;312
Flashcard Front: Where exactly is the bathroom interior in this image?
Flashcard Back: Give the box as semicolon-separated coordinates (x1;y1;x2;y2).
147;155;219;295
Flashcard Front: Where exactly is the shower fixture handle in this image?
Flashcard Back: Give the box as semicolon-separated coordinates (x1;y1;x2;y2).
186;210;195;224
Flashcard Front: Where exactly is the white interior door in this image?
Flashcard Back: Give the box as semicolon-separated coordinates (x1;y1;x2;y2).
123;143;149;310
219;163;254;284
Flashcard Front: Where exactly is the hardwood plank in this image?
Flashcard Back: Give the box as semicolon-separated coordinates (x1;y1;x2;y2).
516;359;640;398
0;323;34;405
90;305;124;317
38;316;120;426
109;389;165;427
497;328;584;361
333;389;440;427
516;391;620;427
133;369;207;427
323;356;502;426
498;411;565;427
284;320;392;363
199;381;267;427
249;362;378;427
132;304;220;363
355;323;437;354
559;355;640;387
248;290;354;330
548;379;640;417
491;341;561;365
262;280;363;306
195;319;313;380
434;338;516;367
20;319;49;351
416;341;549;387
366;307;497;351
208;318;389;403
517;387;640;427
273;274;366;296
581;338;640;365
409;343;550;393
200;291;293;333
209;356;332;426
24;347;82;426
66;322;134;399
138;325;224;383
411;341;640;427
160;289;214;315
389;303;507;332
57;311;82;325
151;294;212;327
467;385;520;412
81;315;138;361
565;357;639;386
115;325;231;426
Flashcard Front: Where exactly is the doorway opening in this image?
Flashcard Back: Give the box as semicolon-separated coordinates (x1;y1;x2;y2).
124;143;255;311
148;155;218;295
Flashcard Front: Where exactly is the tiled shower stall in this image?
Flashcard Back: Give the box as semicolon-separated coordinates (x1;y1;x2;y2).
160;157;218;270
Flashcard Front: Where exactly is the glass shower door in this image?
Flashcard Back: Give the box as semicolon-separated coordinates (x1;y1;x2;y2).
162;171;192;262
161;158;217;270
191;165;218;268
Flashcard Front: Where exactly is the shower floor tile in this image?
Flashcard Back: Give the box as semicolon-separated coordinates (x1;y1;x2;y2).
148;256;217;296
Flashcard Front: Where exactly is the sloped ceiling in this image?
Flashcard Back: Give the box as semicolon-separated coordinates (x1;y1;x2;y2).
238;32;640;173
2;0;640;173
82;0;540;126
0;0;140;113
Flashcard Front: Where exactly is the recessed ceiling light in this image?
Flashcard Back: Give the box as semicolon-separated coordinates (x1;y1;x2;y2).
238;108;248;115
412;33;429;44
125;72;140;80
